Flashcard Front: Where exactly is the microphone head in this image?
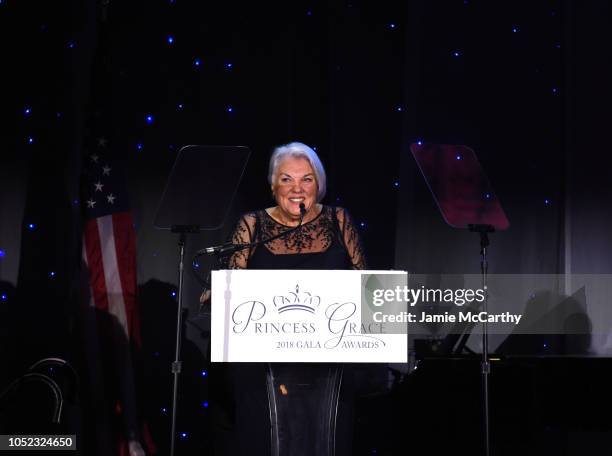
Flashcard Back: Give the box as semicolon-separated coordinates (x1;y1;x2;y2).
299;203;306;216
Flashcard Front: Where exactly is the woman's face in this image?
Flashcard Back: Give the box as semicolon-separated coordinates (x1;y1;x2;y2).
272;156;318;221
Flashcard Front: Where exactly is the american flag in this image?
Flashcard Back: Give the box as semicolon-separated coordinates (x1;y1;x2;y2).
81;137;153;456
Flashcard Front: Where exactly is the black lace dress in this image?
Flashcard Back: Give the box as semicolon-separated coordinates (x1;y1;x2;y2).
222;205;366;456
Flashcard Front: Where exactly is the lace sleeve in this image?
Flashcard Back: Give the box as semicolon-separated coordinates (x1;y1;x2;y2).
220;213;256;269
336;207;367;270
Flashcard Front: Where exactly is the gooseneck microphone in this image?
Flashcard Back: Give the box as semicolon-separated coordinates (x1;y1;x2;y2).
195;202;307;258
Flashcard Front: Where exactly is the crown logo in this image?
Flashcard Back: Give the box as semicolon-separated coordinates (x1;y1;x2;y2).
273;284;321;314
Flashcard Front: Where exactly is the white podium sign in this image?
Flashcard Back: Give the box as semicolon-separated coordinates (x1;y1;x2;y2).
211;269;408;363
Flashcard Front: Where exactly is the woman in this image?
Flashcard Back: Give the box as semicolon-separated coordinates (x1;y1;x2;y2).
224;141;366;456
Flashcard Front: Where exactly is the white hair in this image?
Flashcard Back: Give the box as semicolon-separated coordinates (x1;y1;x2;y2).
268;142;327;202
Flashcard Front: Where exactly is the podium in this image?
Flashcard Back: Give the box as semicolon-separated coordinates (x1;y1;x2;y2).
211;269;408;456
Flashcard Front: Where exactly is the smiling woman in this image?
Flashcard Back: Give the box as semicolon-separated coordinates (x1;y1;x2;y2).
221;141;367;456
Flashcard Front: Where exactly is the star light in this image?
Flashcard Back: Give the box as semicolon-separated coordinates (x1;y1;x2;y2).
87;199;96;208
94;182;104;192
107;194;116;204
97;137;108;147
102;165;111;175
91;154;99;163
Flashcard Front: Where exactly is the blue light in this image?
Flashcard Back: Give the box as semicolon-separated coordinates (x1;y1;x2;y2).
201;370;208;377
555;43;561;49
167;35;174;44
27;137;34;144
177;103;183;110
552;87;558;94
544;199;550;205
225;62;233;69
1;294;6;301
512;27;519;33
161;407;168;414
396;106;403;112
24;108;31;116
146;115;154;124
485;193;491;199
171;291;177;297
394;181;400;187
416;140;423;145
389;23;396;29
180;432;188;439
202;401;209;408
456;154;461;160
306;10;312;16
49;271;55;277
453;51;461;58
68;41;75;49
136;143;143;150
28;223;35;230
0;249;5;258
360;222;366;228
56;112;62;118
227;106;233;113
194;58;201;66
194;262;200;269
543;343;548;348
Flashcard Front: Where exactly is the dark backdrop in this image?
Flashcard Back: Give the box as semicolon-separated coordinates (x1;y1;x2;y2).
2;0;612;454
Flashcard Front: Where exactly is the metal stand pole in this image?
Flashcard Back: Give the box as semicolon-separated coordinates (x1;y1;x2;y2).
480;232;491;456
170;232;187;456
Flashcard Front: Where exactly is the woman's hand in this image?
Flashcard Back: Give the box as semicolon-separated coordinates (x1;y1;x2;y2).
199;289;211;303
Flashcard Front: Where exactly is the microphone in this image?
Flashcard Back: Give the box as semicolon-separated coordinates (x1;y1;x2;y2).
196;203;308;257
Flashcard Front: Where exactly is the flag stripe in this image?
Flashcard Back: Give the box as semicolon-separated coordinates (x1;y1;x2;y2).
97;215;130;339
83;218;110;313
111;212;140;345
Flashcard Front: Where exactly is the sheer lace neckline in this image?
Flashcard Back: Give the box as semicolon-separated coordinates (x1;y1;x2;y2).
263;205;324;227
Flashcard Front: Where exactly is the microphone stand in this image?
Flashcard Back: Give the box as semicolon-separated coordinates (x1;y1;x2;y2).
194;204;307;260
